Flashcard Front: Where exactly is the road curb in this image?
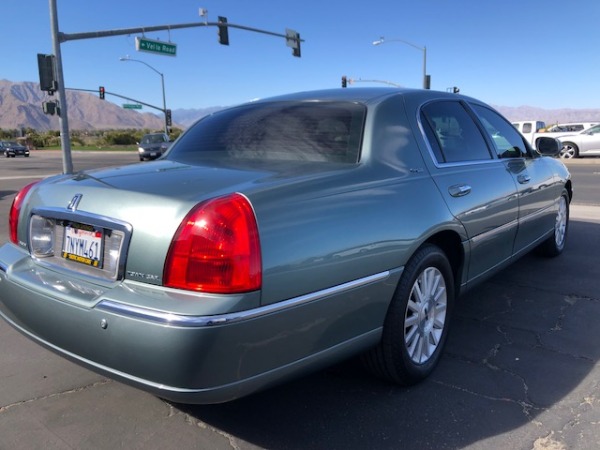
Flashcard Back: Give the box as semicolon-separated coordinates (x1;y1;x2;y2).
571;204;600;222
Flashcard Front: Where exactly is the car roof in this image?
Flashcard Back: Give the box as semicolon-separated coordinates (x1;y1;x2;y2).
250;87;484;107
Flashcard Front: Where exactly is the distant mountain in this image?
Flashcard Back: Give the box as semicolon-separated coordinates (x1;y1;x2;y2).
172;107;225;128
493;105;600;125
1;80;599;131
0;80;169;131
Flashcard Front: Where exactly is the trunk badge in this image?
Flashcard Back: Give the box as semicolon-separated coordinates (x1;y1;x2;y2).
67;194;83;211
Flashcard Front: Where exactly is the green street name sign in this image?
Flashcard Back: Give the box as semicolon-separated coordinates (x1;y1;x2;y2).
123;104;142;109
135;36;177;57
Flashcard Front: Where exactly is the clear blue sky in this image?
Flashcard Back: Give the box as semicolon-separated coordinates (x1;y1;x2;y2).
4;0;600;111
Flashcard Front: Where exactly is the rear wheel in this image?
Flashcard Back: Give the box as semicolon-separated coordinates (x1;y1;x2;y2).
363;244;454;385
537;190;569;257
560;142;579;159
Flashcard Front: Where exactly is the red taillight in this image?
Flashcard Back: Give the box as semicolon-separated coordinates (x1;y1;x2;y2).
9;181;39;244
163;193;262;294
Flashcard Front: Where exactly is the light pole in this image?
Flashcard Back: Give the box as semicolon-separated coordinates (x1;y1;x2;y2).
372;37;429;89
119;56;168;134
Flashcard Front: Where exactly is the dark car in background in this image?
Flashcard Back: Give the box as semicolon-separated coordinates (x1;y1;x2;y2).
0;141;30;158
0;88;571;404
138;132;171;161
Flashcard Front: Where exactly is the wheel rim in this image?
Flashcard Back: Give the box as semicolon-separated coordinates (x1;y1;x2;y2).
404;266;447;364
560;144;576;159
554;196;568;248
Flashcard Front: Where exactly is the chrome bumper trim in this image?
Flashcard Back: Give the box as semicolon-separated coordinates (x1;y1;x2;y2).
95;270;391;328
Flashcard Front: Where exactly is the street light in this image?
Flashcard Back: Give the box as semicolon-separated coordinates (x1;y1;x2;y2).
372;37;429;89
119;56;168;134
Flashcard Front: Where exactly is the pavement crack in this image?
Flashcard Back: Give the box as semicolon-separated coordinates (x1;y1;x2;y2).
433;379;542;419
0;379;112;413
165;403;242;450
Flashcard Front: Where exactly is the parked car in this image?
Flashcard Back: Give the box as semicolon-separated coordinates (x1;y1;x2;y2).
0;140;30;157
512;120;598;149
557;123;600;158
137;132;171;161
0;88;571;404
545;122;597;133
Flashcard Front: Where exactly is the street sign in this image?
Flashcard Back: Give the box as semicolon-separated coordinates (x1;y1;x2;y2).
123;104;143;109
135;37;177;57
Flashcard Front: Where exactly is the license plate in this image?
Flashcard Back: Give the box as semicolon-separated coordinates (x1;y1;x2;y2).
62;223;104;268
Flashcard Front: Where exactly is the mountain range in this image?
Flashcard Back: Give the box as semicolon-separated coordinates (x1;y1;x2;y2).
0;80;221;131
1;80;599;131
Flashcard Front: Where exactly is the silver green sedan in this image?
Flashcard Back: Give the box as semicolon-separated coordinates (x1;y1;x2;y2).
0;88;571;404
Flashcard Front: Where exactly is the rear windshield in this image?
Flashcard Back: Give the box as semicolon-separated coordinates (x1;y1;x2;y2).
167;101;366;164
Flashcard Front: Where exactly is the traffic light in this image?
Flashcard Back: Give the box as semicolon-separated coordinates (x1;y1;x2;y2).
452;86;460;93
342;76;347;88
37;54;57;94
42;101;56;115
285;29;301;57
217;16;229;45
165;109;172;127
99;86;105;100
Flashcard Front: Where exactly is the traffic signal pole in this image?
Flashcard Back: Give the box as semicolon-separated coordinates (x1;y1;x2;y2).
49;0;73;174
47;0;303;174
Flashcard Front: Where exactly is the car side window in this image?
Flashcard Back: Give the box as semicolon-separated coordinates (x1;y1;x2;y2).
421;101;492;164
471;104;528;158
587;124;600;134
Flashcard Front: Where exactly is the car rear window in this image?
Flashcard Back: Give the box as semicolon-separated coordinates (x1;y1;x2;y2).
168;101;366;164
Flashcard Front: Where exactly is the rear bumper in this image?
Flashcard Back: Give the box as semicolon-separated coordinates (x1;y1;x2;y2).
0;244;398;404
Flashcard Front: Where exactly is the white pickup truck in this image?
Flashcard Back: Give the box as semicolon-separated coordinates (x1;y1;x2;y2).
513;120;597;148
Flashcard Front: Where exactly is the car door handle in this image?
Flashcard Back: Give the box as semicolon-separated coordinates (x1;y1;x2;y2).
448;184;472;197
517;174;531;184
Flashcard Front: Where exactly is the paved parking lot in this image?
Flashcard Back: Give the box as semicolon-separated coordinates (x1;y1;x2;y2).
0;152;598;449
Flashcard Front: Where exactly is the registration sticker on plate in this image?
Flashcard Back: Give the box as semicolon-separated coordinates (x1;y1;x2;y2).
62;223;104;268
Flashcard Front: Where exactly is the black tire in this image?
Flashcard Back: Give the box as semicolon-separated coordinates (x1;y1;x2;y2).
560;142;579;159
362;244;455;385
537;190;569;257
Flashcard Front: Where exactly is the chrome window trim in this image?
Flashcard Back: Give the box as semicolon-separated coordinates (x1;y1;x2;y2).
96;270;392;328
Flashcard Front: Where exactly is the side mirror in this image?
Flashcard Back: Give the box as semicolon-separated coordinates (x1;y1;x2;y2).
536;136;562;156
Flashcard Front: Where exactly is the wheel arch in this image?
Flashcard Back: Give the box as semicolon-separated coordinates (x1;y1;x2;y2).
423;230;464;298
565;179;573;203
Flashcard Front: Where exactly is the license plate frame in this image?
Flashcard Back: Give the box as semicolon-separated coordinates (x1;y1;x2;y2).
61;222;104;268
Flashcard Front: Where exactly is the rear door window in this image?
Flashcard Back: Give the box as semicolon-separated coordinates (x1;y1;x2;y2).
420;101;492;164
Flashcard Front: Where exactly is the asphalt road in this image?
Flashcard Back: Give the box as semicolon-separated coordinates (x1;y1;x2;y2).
0;152;599;450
